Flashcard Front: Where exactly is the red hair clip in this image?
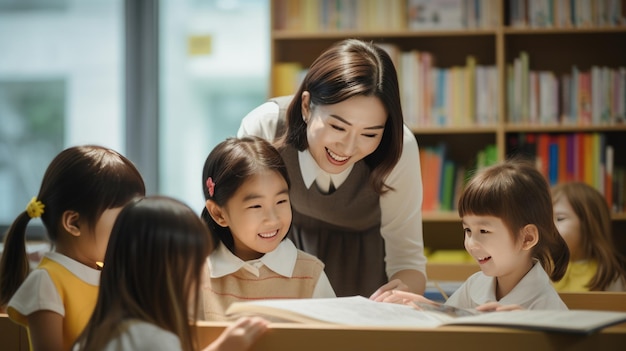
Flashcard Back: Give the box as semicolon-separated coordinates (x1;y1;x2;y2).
206;177;215;197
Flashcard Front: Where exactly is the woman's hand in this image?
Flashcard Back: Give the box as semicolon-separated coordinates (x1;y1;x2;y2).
475;302;524;312
204;316;269;351
371;289;437;308
369;279;409;302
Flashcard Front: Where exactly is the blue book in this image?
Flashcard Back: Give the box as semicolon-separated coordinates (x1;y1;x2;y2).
549;141;559;186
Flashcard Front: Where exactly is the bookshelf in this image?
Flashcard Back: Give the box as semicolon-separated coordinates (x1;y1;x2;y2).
269;0;626;255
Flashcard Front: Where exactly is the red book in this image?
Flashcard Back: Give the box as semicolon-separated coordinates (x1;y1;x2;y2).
536;134;550;180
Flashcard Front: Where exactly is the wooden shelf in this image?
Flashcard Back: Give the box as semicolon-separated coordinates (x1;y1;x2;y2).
272;29;499;40
503;26;626;35
270;0;626;254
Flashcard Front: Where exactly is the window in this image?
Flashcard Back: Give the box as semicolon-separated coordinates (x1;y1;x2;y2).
0;0;124;237
0;0;270;237
159;0;269;211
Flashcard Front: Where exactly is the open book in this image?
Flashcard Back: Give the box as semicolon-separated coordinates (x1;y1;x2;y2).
226;295;626;334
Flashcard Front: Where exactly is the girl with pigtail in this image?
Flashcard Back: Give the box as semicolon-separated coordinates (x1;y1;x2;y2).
0;145;145;351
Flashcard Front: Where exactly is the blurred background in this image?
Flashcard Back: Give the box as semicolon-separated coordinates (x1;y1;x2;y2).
0;0;270;238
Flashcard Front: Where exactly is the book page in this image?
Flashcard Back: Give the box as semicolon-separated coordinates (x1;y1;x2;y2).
447;310;626;334
227;296;626;334
227;296;445;327
412;301;480;320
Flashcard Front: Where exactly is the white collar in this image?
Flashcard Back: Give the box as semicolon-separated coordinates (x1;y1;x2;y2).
470;260;544;304
44;251;101;285
297;148;352;189
208;239;299;278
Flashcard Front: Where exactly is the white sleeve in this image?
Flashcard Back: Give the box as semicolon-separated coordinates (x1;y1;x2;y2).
237;101;281;140
380;125;427;279
312;272;337;298
444;276;476;309
8;268;64;320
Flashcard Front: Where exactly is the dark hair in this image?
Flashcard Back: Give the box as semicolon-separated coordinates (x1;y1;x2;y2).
278;38;404;195
552;182;626;290
74;196;212;351
458;159;569;281
0;145;145;307
201;136;290;252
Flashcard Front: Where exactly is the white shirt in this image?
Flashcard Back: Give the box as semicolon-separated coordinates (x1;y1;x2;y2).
8;251;101;318
208;239;336;298
98;320;182;351
446;261;569;310
238;101;427;279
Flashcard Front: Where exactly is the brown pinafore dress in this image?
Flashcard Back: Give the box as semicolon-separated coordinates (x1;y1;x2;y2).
272;97;386;297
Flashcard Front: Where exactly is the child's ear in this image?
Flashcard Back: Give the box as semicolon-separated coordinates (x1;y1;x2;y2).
521;224;539;250
206;200;228;227
61;210;82;237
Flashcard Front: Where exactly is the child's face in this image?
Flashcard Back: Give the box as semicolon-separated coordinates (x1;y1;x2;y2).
303;93;387;175
462;215;531;280
553;195;582;260
78;206;123;267
220;170;292;261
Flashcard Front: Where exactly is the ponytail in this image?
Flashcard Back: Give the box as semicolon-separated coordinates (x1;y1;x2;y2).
0;212;33;307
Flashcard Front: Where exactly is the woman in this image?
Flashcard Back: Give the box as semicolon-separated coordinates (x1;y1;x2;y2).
238;39;426;298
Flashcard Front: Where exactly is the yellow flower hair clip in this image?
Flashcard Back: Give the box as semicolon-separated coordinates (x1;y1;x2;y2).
26;197;45;218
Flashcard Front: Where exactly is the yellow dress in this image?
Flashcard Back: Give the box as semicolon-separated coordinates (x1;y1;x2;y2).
552;260;597;292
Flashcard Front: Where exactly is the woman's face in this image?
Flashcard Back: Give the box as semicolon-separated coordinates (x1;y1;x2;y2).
301;93;387;174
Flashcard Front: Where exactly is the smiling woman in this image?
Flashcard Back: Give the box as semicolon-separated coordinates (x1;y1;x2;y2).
238;39;427;298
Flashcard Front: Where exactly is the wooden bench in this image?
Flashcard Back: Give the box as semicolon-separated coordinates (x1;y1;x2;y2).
559;292;626;312
0;313;28;351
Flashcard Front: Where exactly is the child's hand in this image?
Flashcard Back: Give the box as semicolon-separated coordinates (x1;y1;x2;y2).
475;302;525;312
204;316;268;351
369;279;409;302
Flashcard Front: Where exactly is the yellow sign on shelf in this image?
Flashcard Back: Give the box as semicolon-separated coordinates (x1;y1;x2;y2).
187;34;212;56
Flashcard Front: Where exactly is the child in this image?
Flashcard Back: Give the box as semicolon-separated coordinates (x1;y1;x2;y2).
382;159;570;311
552;182;626;291
73;196;268;351
0;145;146;351
200;136;335;321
